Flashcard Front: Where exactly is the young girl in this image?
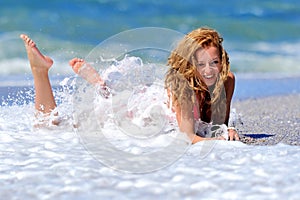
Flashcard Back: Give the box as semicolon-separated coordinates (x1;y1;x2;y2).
20;27;238;142
167;27;239;141
164;68;227;143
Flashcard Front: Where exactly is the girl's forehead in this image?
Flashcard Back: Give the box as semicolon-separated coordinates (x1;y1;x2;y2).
195;46;219;60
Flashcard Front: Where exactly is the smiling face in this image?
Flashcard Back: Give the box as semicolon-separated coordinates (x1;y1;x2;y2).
194;46;222;86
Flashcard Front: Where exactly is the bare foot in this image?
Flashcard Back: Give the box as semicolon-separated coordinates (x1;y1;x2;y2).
69;58;85;74
69;58;105;86
20;34;53;72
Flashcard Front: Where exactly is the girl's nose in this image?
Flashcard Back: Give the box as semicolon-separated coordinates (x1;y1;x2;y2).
203;63;212;73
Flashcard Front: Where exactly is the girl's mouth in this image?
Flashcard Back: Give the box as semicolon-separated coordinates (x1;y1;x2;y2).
202;74;214;79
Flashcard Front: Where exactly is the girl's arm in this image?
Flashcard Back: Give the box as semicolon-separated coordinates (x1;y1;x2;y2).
224;71;235;125
175;101;224;144
224;71;239;141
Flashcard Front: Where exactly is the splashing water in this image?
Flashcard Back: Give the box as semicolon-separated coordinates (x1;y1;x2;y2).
1;54;300;199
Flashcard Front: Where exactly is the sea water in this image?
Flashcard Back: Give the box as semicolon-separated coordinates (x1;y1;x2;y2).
1;0;300;75
1;0;300;199
1;105;300;199
1;55;300;199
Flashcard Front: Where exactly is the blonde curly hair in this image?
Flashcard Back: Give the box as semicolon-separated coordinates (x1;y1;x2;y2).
164;69;195;112
167;27;229;124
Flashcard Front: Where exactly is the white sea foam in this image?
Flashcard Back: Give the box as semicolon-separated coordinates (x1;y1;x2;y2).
0;105;299;199
227;40;300;75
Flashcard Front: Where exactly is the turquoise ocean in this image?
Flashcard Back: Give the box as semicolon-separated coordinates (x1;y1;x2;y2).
1;0;300;104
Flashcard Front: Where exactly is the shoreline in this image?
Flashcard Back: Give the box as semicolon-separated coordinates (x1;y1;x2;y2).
1;75;299;146
233;94;300;146
233;75;300;101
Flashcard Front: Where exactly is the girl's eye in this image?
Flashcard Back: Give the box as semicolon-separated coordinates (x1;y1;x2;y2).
210;60;219;65
197;63;205;67
209;60;219;68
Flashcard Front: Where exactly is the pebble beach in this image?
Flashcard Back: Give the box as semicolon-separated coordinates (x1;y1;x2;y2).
234;94;300;146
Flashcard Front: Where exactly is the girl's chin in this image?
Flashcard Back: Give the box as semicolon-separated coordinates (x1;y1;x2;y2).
203;78;217;86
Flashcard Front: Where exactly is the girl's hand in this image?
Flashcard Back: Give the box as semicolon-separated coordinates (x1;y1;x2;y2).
228;128;240;141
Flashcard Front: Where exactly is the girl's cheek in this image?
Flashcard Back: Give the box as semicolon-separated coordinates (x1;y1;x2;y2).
217;65;222;74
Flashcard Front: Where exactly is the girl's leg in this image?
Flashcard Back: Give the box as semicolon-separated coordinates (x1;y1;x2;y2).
69;58;109;97
69;58;105;86
20;34;57;114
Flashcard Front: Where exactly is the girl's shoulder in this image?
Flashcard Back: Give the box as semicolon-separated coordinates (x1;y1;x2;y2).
227;71;235;81
224;71;235;97
225;71;235;87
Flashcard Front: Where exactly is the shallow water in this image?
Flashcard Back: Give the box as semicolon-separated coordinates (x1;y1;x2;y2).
1;104;299;199
1;69;300;199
